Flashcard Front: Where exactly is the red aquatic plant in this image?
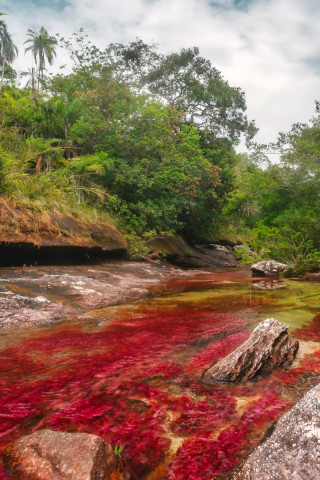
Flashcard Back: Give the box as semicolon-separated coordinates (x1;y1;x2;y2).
0;283;316;480
167;390;289;480
294;315;320;341
185;332;249;374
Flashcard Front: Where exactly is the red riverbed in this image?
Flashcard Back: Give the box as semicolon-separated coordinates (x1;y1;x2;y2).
1;269;320;479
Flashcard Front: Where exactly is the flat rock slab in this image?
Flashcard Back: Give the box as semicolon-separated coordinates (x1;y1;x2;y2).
251;260;287;277
202;318;298;384
236;383;320;480
3;429;121;480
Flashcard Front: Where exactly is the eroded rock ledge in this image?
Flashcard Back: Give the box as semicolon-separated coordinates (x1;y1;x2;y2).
202;318;299;384
0;198;127;265
236;382;320;480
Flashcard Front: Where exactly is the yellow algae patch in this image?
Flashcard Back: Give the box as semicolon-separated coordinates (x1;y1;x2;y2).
234;395;262;416
292;340;320;367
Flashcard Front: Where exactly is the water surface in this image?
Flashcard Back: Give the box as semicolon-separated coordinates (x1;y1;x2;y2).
1;267;320;480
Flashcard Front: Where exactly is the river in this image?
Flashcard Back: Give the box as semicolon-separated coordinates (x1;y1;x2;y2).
0;264;320;479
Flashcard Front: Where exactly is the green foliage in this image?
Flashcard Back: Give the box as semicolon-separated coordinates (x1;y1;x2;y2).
114;445;125;456
0;28;255;246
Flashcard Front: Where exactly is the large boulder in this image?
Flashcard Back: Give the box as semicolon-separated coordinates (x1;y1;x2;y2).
146;235;239;268
237;382;320;480
202;318;298;384
3;429;122;480
251;260;287;277
194;244;239;267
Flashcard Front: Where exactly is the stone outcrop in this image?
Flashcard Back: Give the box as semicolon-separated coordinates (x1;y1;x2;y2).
146;235;239;268
202;318;298;384
251;260;288;277
3;429;122;480
236;383;320;480
0;199;127;266
195;244;239;267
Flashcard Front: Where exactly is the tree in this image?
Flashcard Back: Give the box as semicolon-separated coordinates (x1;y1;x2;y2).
24;26;57;92
143;47;257;143
0;14;18;89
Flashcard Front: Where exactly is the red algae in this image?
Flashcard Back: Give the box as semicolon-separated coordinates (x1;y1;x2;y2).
294;314;320;341
0;306;251;479
1;273;320;480
185;333;249;374
167;390;289;480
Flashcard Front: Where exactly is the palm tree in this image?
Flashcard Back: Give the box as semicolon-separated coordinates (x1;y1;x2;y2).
0;14;18;89
24;26;57;92
0;13;7;34
0;31;18;88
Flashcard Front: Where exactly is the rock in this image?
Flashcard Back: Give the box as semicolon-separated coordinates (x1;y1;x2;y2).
305;273;320;282
194;244;239;267
237;382;320;480
146;235;239;268
216;239;238;247
251;260;288;277
202;318;298;384
3;429;121;480
208;244;230;253
0;199;127;266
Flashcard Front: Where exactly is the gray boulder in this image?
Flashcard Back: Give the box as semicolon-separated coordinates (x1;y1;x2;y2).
236;382;320;479
202;318;298;384
251;260;288;277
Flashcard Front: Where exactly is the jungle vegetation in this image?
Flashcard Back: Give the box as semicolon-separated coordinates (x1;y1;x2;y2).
1;16;320;272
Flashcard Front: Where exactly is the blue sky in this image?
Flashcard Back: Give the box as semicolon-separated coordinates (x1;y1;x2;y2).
2;0;320;147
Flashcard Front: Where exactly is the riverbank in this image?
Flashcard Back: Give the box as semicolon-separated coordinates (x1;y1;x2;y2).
0;260;214;331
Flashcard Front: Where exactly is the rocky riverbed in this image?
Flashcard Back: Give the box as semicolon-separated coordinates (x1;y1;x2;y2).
1;265;320;479
0;261;213;330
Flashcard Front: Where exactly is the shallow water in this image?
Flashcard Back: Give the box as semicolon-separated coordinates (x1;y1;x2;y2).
1;267;320;480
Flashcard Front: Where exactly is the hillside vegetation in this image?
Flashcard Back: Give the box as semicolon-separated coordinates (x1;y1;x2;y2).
0;20;320;272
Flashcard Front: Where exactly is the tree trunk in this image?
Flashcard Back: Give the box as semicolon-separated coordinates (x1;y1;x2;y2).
0;55;6;90
31;67;36;101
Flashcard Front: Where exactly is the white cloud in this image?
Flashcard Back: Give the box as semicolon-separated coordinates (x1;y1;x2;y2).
3;0;320;146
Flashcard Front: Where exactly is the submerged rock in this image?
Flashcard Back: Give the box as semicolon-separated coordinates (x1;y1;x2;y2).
237;382;320;480
202;318;298;384
3;429;122;480
251;260;287;277
305;273;320;282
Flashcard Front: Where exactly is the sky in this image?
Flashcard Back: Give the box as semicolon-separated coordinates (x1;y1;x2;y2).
2;0;320;146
